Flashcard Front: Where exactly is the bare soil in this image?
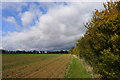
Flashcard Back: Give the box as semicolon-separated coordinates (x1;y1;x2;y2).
2;54;71;78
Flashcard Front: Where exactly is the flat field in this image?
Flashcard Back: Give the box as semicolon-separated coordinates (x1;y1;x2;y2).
2;54;71;78
2;54;91;78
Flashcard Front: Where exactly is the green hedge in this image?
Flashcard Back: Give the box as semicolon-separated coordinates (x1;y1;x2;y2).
69;1;120;79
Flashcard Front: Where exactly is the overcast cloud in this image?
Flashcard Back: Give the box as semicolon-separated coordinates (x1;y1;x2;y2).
2;2;104;50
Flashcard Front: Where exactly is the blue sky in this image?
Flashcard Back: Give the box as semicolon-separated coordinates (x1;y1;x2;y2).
2;2;52;36
1;2;104;50
2;2;69;36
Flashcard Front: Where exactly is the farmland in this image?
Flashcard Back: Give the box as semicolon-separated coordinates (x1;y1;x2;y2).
2;54;71;78
2;54;91;78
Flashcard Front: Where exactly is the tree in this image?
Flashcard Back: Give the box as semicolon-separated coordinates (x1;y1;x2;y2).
69;1;120;79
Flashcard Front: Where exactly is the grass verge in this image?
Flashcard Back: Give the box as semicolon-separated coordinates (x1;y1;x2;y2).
65;55;91;78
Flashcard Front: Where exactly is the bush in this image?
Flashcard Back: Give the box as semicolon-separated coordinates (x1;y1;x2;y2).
69;1;120;79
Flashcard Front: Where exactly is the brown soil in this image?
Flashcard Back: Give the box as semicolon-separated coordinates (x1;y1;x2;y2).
2;54;71;78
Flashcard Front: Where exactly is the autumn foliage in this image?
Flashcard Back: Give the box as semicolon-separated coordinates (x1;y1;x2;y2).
69;1;120;79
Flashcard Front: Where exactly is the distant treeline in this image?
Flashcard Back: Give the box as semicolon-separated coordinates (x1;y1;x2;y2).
1;50;68;54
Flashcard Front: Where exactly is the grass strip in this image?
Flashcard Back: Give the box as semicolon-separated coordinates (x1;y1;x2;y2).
65;55;91;78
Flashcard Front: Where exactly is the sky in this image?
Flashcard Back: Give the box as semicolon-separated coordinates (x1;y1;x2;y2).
1;1;105;51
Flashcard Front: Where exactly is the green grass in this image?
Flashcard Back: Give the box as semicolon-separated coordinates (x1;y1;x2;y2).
65;56;91;78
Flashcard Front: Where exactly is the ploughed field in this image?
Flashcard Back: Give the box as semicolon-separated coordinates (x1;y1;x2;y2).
2;54;71;78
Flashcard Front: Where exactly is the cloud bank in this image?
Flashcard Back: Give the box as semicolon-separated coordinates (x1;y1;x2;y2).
2;2;104;50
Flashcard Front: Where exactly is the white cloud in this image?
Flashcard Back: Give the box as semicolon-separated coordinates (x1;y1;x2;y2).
21;11;34;26
2;2;104;50
21;3;42;27
1;0;115;2
0;36;2;49
2;2;28;12
4;16;20;30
